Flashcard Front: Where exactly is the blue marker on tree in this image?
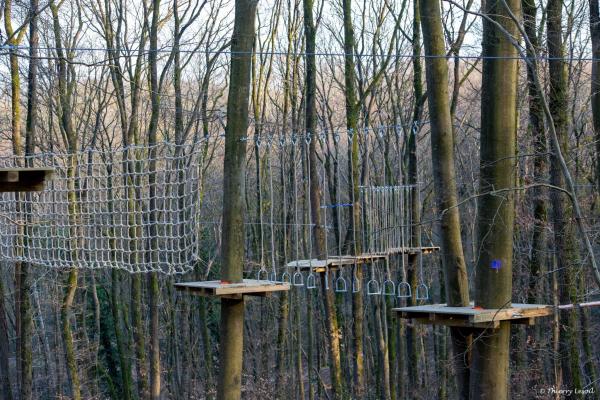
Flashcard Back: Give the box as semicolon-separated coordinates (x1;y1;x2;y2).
491;259;502;272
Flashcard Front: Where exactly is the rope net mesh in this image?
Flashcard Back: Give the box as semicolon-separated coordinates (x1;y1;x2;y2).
0;132;432;282
0;141;206;274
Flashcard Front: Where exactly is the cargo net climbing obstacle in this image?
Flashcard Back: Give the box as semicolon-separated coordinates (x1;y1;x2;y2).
0;141;205;274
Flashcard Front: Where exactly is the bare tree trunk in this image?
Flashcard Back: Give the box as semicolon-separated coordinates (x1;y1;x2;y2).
470;0;519;398
217;0;257;398
0;277;12;400
547;0;584;391
418;0;471;397
341;0;364;395
148;0;162;394
590;0;600;193
406;2;423;394
19;0;40;396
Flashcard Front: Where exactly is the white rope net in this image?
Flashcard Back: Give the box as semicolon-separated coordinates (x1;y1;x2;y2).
0;141;206;274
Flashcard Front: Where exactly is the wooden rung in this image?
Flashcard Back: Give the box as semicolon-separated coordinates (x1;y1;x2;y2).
393;303;552;329
175;279;290;299
0;168;54;192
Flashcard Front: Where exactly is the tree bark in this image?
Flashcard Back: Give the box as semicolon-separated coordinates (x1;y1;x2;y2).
419;0;472;398
217;0;257;398
19;0;40;396
341;0;364;395
590;0;600;193
547;0;584;390
470;0;520;398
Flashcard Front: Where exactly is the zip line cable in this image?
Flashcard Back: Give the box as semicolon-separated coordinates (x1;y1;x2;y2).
1;43;600;62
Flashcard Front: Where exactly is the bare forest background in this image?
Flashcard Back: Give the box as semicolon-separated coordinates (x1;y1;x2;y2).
0;0;599;398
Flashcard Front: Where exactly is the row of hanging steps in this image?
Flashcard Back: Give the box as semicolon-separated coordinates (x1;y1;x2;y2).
285;246;441;273
175;280;290;300
382;246;440;256
394;302;553;329
285;254;388;273
0;168;54;192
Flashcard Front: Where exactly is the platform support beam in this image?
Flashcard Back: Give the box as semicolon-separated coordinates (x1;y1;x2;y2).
217;1;257;399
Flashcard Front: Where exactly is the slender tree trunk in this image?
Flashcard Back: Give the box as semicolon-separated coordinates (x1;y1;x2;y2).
418;0;471;398
0;277;12;400
547;0;584;392
341;0;364;395
470;0;519;398
19;0;40;396
406;2;423;394
61;268;81;400
147;0;162;396
590;0;600;193
2;2;20;398
217;1;257;398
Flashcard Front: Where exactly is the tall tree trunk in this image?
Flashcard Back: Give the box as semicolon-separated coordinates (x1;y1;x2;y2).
2;1;21;398
61;268;81;400
470;0;519;398
406;2;423;395
303;0;343;397
217;0;257;398
0;277;12;400
547;0;584;390
341;0;364;395
419;0;472;398
148;0;162;396
590;0;600;193
522;0;548;392
19;0;40;396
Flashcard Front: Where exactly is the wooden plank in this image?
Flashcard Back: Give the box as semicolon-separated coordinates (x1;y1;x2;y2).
0;168;54;192
175;279;290;298
393;303;553;326
414;317;500;329
384;246;440;255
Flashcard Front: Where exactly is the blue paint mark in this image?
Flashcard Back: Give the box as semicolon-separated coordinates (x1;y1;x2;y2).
491;259;502;271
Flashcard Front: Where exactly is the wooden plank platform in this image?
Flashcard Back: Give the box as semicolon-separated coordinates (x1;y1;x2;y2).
383;246;440;256
286;254;387;272
175;279;290;299
0;168;54;192
285;247;440;273
393;303;553;329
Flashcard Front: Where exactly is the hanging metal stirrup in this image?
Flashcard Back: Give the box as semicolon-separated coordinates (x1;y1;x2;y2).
257;269;269;281
367;279;381;295
269;271;278;282
292;271;304;287
335;276;348;293
416;283;429;301
397;281;412;298
382;279;395;296
306;273;317;289
281;271;291;283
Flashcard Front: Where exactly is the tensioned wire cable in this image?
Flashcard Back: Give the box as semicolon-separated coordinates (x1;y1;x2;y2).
1;43;599;61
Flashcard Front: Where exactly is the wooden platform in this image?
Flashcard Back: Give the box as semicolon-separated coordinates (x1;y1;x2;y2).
286;247;440;273
383;246;440;256
175;279;290;299
0;168;54;192
286;254;387;272
393;303;553;329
